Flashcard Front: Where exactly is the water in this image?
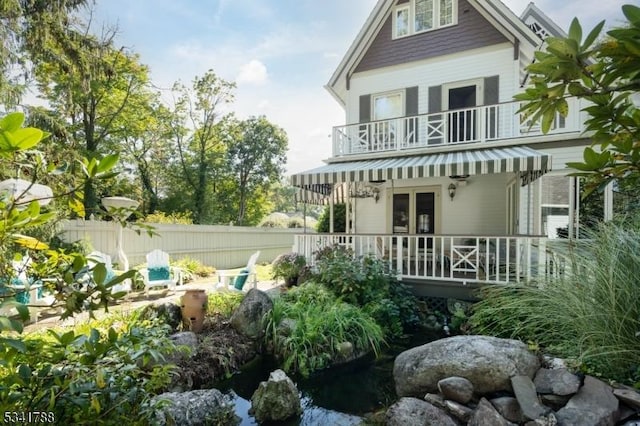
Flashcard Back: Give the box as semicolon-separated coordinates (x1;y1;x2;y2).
215;330;441;425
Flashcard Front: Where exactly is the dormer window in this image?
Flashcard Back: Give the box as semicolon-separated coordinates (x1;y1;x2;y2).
393;0;457;39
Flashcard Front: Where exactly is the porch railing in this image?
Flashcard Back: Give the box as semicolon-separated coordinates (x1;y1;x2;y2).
294;233;567;285
332;98;586;157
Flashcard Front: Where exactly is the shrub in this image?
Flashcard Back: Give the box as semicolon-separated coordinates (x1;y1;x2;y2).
469;217;640;383
271;252;306;285
174;257;215;278
144;211;193;224
0;310;179;423
312;246;420;339
206;291;244;318
264;282;384;377
316;203;346;232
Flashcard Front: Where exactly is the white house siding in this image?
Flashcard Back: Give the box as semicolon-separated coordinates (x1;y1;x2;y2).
353;174;509;235
346;44;516;125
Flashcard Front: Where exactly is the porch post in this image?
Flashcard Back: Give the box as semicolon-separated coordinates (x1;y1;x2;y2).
604;181;613;222
329;185;334;234
345;181;351;234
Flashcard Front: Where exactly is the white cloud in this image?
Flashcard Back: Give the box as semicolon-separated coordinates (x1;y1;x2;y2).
236;60;269;85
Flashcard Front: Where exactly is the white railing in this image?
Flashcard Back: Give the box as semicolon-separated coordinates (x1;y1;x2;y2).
332;98;586;157
294;233;567;285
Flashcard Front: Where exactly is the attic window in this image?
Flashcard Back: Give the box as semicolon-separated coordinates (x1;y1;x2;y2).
393;0;457;39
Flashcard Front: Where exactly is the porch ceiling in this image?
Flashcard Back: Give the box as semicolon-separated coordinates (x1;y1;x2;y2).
292;146;551;189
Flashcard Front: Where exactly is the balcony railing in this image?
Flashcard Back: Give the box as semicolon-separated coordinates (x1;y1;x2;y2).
332;98;586;157
294;233;569;285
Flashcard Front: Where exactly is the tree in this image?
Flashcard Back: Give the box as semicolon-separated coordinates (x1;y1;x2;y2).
225;116;288;225
170;70;235;224
33;21;151;217
0;0;89;108
516;4;640;200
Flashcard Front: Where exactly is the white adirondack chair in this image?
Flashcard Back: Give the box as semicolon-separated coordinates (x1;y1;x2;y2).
216;251;261;291
139;249;182;294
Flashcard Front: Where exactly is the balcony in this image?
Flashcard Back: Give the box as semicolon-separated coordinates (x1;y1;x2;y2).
332;98;586;158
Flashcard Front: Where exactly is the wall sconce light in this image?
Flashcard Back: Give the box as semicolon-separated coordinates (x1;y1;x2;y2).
448;183;457;201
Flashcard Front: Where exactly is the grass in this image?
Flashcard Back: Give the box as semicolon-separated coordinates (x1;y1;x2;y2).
469;217;640;383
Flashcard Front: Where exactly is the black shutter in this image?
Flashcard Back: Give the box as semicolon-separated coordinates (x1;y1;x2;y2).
359;95;371;123
405;86;419;145
484;76;499;139
427;86;442;145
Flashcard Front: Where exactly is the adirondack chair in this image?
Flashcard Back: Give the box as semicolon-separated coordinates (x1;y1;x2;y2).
0;255;51;321
216;251;260;291
139;249;183;294
85;251;130;293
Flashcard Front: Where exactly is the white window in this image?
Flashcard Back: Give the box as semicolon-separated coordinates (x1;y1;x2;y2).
393;0;457;39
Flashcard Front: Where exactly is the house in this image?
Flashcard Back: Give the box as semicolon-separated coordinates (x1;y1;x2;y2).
290;0;607;298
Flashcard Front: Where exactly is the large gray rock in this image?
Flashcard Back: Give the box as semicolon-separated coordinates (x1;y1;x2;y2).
250;369;302;422
491;396;527;423
230;288;273;339
394;335;540;397
150;389;238;425
555;376;620;426
438;376;474;404
385;397;458;426
469;398;517;426
534;368;581;396
511;375;552;420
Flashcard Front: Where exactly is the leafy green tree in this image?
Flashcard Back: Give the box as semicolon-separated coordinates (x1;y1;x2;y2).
224;116;288;225
33;22;151;217
516;4;640;200
317;203;347;233
170;70;235;224
0;0;89;108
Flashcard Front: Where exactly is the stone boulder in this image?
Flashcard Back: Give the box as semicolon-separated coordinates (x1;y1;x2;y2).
386;397;458;426
250;369;302;422
438;376;474;404
230;288;273;339
469;398;517;426
150;389;237;425
555;376;619;426
394;335;540;397
139;302;183;332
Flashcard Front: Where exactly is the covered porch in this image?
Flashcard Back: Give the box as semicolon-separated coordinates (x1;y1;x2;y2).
291;145;571;290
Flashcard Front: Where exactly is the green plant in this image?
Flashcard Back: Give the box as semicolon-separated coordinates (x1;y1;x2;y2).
470;216;640;383
264;282;384;377
271;252;306;285
206;291;244;318
316;203;346;232
143;211;193;224
173;257;215;278
0;310;179;424
313;246;420;339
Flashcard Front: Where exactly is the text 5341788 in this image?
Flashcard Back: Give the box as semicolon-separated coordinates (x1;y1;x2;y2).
4;411;55;423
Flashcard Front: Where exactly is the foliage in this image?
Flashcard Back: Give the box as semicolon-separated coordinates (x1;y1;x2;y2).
0;311;179;424
264;282;384;377
316;203;346;232
223;116;288;226
173;257;215;279
515;5;640;199
144;211;193;224
271;252;307;284
206;291;244;318
469;216;640;383
313;246;420;339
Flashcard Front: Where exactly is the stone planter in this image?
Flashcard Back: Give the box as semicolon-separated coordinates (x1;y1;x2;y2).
181;289;208;333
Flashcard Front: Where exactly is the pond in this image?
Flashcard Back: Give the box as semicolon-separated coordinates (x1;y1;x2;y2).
215;330;442;425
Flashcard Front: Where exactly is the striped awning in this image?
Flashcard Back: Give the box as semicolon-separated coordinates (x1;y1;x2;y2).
292;146;551;203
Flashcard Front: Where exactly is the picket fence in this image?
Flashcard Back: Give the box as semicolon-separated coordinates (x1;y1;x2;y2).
59;219;306;269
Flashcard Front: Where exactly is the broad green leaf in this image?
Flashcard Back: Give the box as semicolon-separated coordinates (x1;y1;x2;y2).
0;112;25;132
1;337;27;352
93;263;107;285
12;128;43;150
18;364;31;381
568;18;582;43
583;21;605;50
622;4;640;25
0;130;16;150
541;110;555;134
96;153;119;173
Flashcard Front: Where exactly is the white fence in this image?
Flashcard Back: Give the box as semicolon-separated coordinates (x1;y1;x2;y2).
59;219;304;269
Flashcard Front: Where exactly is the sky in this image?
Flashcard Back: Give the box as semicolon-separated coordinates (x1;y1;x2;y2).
91;0;628;175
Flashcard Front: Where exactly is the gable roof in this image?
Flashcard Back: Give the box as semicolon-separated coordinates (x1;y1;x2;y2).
326;0;560;106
